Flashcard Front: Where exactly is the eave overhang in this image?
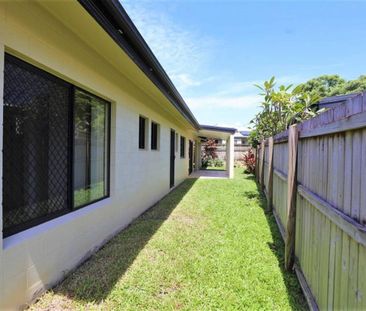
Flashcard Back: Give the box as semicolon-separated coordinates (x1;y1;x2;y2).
77;0;200;130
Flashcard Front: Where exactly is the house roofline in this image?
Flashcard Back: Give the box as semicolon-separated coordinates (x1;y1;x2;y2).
77;0;200;130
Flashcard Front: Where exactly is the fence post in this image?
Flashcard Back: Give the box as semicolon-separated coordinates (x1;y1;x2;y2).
267;137;274;212
260;140;265;189
255;147;259;180
285;125;299;270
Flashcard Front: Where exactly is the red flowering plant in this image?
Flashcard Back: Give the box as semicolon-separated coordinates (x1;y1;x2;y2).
243;149;256;174
201;139;218;168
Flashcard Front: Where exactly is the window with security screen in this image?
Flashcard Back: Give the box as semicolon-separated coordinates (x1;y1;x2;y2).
3;54;110;237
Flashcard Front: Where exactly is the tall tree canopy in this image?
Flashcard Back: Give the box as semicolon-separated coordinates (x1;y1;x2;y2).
298;74;366;98
298;75;345;98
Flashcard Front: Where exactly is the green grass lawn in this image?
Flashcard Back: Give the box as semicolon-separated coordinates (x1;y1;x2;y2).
31;169;307;310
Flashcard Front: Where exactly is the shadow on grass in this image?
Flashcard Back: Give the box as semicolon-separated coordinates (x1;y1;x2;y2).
242;172;308;310
53;179;197;303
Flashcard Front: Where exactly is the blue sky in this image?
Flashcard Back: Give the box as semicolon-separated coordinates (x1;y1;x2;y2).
123;1;366;129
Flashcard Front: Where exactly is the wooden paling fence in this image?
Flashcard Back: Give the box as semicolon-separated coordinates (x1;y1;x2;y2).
256;92;366;310
214;145;251;161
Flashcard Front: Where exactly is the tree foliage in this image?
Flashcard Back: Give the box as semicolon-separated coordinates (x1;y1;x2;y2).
298;74;366;98
249;77;319;147
243;149;256;174
249;74;366;147
202;139;218;160
201;139;218;168
297;75;345;98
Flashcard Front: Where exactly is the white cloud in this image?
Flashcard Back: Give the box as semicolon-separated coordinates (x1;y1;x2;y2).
122;1;311;126
171;74;202;88
187;94;261;109
216;75;307;97
122;1;214;90
185;74;310;111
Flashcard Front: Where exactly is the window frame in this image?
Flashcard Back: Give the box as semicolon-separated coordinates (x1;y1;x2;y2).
138;115;149;150
180;136;186;158
72;87;111;211
175;133;179;153
2;53;111;237
150;121;160;151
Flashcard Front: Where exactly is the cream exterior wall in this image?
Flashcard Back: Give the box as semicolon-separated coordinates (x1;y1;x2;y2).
0;2;196;309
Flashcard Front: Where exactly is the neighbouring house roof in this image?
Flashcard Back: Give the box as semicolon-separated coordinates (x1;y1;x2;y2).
78;0;200;130
239;130;250;136
316;93;361;110
234;130;250;138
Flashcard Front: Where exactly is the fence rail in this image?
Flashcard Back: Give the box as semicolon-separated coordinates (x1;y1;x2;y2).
256;92;366;311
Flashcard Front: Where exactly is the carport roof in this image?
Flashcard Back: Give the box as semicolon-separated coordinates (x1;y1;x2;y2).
200;125;237;134
199;125;237;140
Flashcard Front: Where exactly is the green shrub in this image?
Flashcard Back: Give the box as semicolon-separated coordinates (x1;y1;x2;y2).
214;159;224;167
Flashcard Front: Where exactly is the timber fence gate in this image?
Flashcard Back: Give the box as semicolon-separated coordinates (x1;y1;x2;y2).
256;92;366;310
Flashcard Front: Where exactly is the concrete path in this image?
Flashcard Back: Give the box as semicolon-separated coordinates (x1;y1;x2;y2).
188;169;229;179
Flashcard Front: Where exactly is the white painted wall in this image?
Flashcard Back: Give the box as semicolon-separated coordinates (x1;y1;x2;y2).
0;2;196;308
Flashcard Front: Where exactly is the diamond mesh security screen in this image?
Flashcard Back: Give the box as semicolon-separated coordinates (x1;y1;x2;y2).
3;54;71;236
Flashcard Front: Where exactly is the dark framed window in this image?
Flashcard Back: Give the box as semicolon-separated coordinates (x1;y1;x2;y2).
175;133;179;152
73;89;110;208
151;121;159;150
139;116;147;149
180;136;186;158
2;54;110;237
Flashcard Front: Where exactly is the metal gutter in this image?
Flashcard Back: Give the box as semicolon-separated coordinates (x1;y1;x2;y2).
77;0;200;129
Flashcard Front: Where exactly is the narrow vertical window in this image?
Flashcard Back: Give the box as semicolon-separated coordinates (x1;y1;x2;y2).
180;136;186;158
175;133;179;152
151;121;159;150
73;89;110;208
139;116;146;149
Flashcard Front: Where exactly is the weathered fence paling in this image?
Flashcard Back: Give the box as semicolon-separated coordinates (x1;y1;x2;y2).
259;140;265;190
255;91;366;311
285;125;298;270
267;137;274;212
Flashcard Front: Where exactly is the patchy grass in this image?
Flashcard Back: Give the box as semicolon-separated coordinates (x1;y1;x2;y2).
31;169;307;310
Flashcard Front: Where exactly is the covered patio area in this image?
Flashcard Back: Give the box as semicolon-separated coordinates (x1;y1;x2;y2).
194;125;236;178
